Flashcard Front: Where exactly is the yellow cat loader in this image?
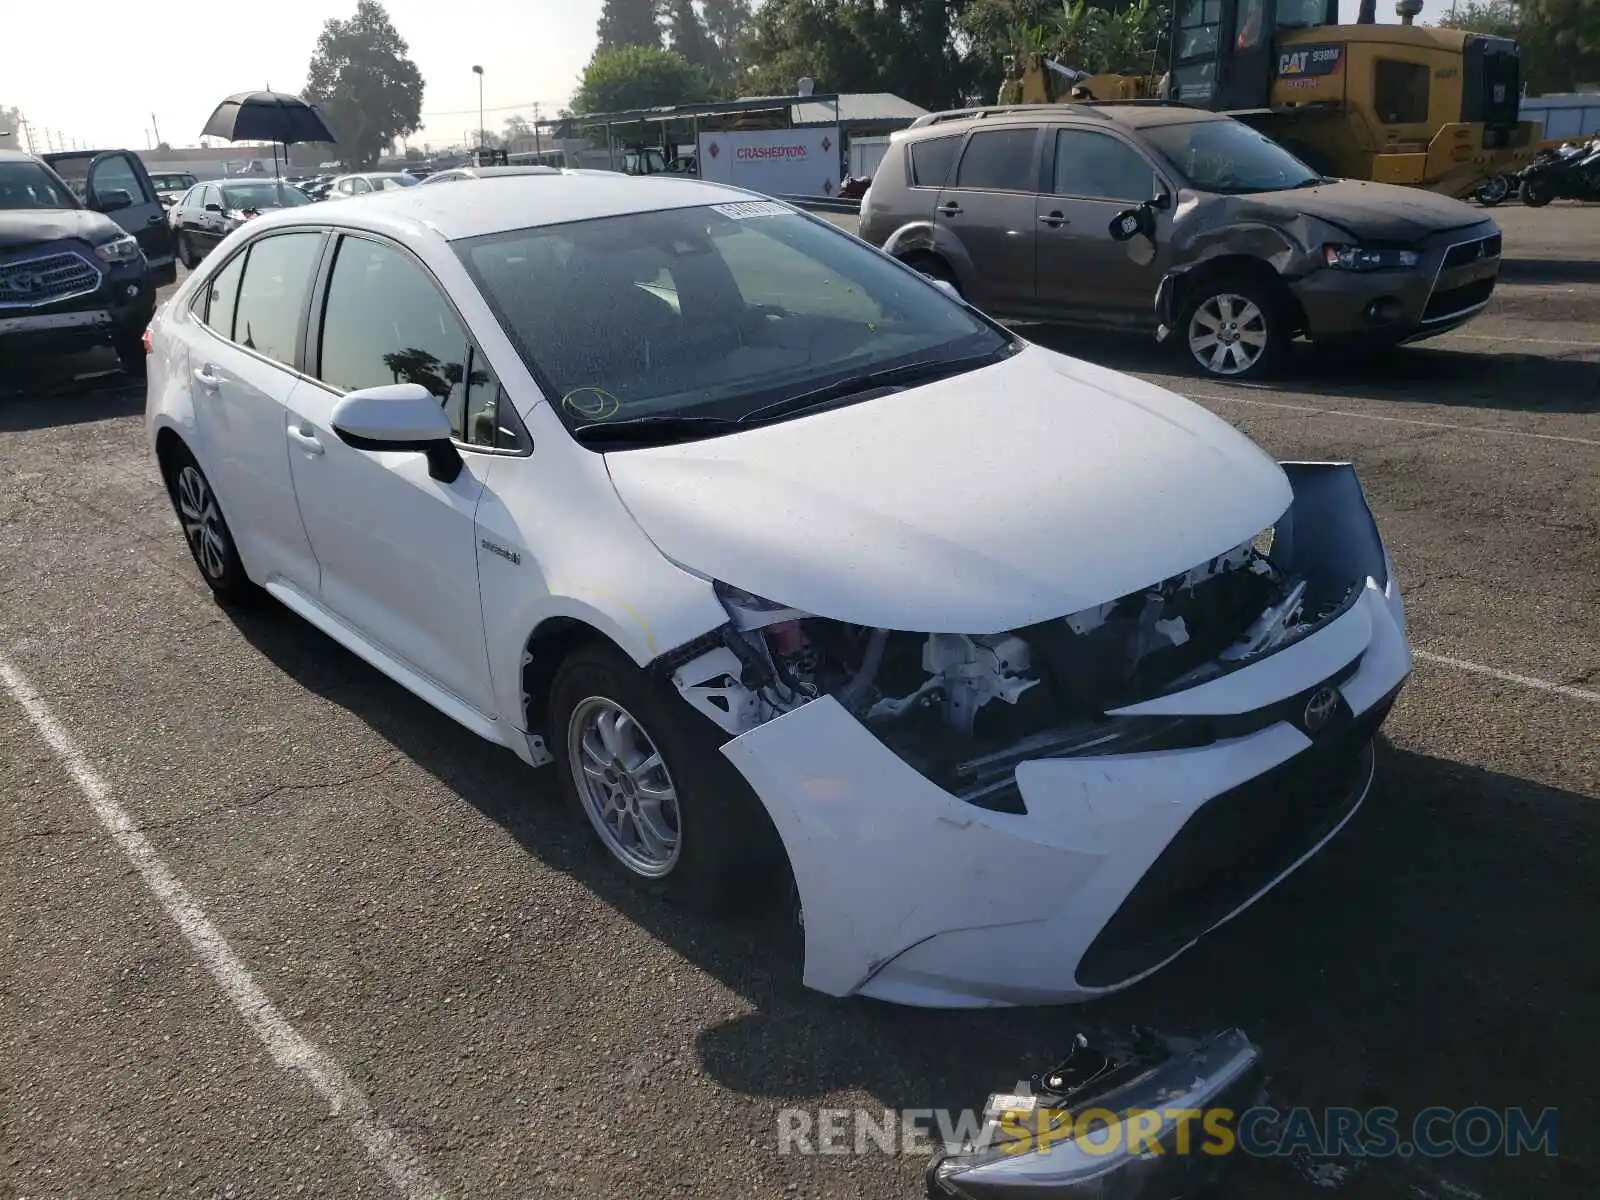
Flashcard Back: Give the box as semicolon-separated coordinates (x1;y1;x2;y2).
1014;0;1542;197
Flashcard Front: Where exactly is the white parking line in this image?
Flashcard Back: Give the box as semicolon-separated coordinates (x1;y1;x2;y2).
0;659;445;1200
1447;333;1600;349
1413;650;1600;705
1189;392;1600;448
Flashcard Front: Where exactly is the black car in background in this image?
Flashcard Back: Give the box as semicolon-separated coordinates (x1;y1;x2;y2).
0;149;159;376
149;171;200;208
168;178;312;267
39;149;176;287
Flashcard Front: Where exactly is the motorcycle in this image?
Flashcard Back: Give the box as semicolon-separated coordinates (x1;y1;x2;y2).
1517;137;1600;207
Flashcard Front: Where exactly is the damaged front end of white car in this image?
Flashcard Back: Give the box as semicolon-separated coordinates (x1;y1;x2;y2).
648;461;1411;1008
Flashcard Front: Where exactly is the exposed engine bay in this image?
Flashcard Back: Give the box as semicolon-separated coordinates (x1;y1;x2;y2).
669;504;1370;809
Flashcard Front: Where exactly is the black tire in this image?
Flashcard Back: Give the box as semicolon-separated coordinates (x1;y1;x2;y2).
1475;175;1511;206
113;330;146;377
1519;175;1554;207
1174;274;1290;381
176;231;198;269
549;642;784;915
160;443;258;606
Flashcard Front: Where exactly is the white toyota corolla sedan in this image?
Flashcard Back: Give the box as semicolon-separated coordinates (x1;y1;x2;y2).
144;173;1413;1008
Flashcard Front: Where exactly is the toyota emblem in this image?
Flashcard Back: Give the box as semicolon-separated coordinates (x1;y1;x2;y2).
9;271;37;294
1303;685;1340;732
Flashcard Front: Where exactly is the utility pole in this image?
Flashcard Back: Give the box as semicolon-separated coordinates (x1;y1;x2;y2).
533;102;543;153
19;117;35;154
151;112;163;147
472;65;485;153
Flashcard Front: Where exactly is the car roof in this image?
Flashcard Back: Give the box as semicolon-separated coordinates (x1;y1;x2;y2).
456;165;564;177
0;148;43;163
244;172;763;243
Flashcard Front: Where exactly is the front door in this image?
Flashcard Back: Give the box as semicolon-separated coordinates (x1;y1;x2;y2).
934;125;1044;313
183;230;325;591
282;231;498;716
1035;127;1169;327
85;152;175;281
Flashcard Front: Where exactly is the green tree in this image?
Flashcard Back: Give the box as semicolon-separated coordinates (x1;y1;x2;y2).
735;0;975;107
302;0;425;169
701;0;755;79
1437;0;1600;93
666;0;721;76
573;45;717;113
596;0;664;51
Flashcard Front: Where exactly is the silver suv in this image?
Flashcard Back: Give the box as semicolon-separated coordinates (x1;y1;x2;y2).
858;103;1501;380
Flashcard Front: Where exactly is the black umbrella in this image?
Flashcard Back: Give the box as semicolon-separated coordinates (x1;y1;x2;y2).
200;91;336;178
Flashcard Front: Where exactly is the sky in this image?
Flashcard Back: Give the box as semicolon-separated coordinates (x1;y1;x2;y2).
5;0;1398;153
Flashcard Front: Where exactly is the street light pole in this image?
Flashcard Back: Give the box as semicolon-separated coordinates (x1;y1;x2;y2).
472;65;485;156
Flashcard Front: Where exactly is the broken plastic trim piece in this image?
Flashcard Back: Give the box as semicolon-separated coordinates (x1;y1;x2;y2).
926;1028;1264;1199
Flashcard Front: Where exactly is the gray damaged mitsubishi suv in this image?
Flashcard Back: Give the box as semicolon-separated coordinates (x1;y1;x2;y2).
858;103;1502;380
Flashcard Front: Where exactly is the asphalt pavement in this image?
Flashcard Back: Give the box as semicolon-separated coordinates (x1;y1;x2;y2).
1;202;1596;1200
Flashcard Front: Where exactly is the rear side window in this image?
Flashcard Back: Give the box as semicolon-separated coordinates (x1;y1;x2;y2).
908;136;962;188
1374;59;1430;124
953;129;1040;192
231;232;323;368
196;252;245;337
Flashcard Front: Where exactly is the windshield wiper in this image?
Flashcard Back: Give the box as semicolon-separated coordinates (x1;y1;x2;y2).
569;414;744;444
737;350;1008;426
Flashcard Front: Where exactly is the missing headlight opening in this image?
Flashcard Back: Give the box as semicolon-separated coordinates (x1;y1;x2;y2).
671;465;1387;814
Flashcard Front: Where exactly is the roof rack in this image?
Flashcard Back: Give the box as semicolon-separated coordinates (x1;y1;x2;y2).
907;104;1111;129
908;98;1199;130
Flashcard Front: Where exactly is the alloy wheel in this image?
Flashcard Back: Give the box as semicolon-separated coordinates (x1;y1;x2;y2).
567;696;682;877
175;465;228;580
1188;292;1269;376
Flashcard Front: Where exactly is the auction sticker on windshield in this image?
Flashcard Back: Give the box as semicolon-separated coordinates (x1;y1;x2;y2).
711;201;792;220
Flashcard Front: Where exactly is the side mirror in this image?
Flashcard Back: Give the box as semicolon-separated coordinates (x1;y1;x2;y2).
97;189;134;213
204;202;223;213
1109;203;1157;242
331;383;463;483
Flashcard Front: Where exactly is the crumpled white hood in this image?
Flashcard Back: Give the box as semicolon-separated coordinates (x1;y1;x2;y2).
604;345;1292;633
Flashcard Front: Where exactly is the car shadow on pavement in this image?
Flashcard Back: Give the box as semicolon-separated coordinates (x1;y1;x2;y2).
0;352;143;432
1022;324;1600;415
226;604;1596;1198
1499;257;1600;286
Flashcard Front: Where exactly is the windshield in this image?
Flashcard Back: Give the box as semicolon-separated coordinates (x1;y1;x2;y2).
0;162;79;210
220;181;313;210
1141;120;1321;194
457;202;1011;440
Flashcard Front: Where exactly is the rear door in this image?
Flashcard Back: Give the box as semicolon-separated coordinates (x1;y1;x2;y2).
183;229;326;591
1035;125;1170;326
934;125;1044;312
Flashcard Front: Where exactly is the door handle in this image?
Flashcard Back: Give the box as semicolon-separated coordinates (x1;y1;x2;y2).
287;423;324;455
146;213;164;224
1038;211;1069;227
191;364;220;389
936;202;963;217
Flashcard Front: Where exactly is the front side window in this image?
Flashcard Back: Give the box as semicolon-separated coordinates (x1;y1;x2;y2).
953;128;1040;192
908;135;962;188
1374;59;1431;125
455;203;1012;438
317;235;485;444
1052;129;1158;201
1140;119;1321;193
231;232;323;367
0;162;78;210
89;154;150;205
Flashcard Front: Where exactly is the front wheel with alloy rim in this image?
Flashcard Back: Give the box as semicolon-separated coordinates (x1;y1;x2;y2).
163;446;257;605
1177;278;1287;380
549;642;784;914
